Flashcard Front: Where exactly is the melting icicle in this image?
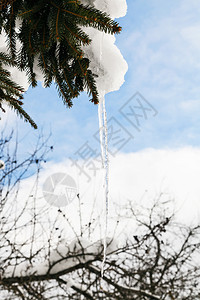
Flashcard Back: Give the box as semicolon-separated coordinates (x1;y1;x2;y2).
98;93;105;169
97;32;109;277
98;92;109;277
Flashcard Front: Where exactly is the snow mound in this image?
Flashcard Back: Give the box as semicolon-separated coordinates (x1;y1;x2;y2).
82;0;128;94
81;0;127;18
94;0;127;18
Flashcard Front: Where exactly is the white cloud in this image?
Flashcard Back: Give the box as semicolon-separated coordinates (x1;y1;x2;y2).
15;147;200;236
179;99;200;112
109;148;200;224
181;25;200;49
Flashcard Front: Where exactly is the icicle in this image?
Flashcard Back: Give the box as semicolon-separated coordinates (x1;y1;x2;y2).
98;93;105;169
98;92;109;278
100;93;109;278
97;32;109;278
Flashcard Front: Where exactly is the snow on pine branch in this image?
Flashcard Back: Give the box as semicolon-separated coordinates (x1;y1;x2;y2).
0;0;128;96
81;0;128;93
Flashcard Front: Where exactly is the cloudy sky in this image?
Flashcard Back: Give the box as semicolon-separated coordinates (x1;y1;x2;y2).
2;0;200;225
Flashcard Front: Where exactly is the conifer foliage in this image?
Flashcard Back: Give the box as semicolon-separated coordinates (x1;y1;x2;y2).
0;52;37;128
0;0;122;128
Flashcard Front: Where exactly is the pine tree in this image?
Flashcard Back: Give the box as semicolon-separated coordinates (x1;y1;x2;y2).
0;52;37;128
0;0;122;128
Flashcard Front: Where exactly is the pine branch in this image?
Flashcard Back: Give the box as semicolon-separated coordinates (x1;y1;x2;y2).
5;97;38;129
0;0;123;124
0;52;37;129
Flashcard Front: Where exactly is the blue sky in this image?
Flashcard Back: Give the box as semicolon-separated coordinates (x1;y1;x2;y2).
3;0;200;163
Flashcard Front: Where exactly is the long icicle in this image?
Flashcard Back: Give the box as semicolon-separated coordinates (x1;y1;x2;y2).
98;92;105;170
98;32;109;278
102;93;109;277
98;92;109;278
